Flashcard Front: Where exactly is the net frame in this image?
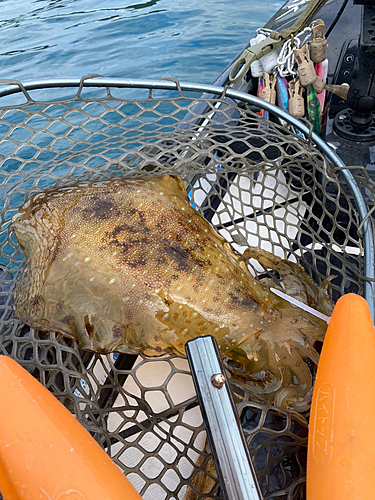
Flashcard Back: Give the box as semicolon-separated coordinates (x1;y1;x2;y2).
0;77;374;500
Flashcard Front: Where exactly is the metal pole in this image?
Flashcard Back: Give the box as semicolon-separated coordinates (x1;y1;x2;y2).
186;335;262;500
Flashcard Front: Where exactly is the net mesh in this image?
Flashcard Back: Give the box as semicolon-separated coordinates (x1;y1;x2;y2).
0;80;373;499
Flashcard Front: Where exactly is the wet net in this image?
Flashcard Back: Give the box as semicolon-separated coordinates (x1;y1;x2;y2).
0;78;374;500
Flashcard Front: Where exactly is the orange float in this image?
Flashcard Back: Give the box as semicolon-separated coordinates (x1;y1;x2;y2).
0;355;142;500
307;293;375;499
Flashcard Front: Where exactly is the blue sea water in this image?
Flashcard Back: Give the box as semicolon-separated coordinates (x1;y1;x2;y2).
0;0;281;270
0;0;279;84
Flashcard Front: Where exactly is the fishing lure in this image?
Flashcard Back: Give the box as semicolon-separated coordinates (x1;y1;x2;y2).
257;77;264;117
275;73;289;112
315;61;326;114
307;84;321;135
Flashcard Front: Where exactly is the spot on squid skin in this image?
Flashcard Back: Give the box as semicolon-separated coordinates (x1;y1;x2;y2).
109;279;115;284
90;277;94;282
162;313;169;320
84;257;90;262
139;300;143;305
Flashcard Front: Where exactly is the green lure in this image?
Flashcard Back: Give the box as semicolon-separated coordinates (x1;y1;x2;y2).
307;84;321;135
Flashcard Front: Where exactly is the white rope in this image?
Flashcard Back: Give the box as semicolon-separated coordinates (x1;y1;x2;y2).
276;27;312;77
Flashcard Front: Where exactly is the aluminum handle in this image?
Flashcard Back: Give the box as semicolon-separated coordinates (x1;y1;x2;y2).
186;335;262;500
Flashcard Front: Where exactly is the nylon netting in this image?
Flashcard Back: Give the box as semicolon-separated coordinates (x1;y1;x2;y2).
0;80;373;500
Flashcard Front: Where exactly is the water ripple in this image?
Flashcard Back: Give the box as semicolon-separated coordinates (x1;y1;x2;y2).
0;0;277;83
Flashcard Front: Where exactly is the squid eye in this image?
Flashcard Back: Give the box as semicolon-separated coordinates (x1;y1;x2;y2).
226;358;245;372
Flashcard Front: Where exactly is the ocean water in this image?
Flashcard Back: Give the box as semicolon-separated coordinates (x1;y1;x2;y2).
0;0;281;265
0;0;279;84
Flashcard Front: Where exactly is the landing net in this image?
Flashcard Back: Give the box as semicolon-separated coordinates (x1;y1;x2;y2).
0;78;374;500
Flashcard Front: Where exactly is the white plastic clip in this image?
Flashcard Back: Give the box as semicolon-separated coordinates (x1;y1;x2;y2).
250;34;266;78
255;28;279;74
